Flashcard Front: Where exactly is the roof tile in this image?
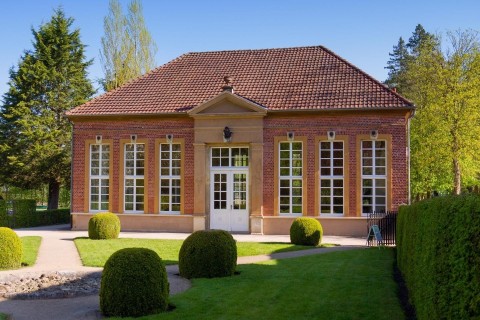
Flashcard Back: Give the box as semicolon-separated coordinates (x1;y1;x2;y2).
67;46;413;116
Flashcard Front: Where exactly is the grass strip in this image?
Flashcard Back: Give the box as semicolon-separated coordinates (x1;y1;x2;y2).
74;238;333;267
21;236;42;267
109;248;404;320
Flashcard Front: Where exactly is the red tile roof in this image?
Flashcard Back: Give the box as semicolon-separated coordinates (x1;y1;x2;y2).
67;46;413;116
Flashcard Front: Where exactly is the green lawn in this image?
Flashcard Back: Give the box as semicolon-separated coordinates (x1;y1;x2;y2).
0;313;7;320
74;238;332;267
109;248;404;320
21;236;42;266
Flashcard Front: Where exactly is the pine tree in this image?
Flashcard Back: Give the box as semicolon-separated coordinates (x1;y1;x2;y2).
0;8;94;209
100;0;157;91
384;37;409;90
385;24;437;93
406;24;436;57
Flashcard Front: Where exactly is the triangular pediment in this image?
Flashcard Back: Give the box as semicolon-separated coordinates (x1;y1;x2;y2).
188;91;267;117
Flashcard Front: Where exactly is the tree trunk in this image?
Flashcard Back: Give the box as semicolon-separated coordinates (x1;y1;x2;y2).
453;158;461;195
47;179;60;210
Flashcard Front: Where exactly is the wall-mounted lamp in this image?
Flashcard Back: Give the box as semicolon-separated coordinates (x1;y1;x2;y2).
223;127;232;143
327;131;335;140
287;132;294;141
95;135;102;144
370;130;378;140
166;134;173;143
130;134;137;143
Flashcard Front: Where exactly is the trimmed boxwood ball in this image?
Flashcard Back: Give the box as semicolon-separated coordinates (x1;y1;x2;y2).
100;248;169;317
290;217;323;246
0;227;23;269
88;212;120;240
179;230;237;279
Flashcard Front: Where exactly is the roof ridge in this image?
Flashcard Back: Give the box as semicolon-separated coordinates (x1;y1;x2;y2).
318;45;414;107
184;45;323;56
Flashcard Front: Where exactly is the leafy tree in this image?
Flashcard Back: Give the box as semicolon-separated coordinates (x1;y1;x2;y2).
0;9;94;209
405;30;480;196
100;0;157;91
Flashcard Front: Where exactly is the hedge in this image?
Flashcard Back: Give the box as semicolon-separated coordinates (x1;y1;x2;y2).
0;227;23;269
100;248;169;317
88;213;121;240
179;230;237;279
397;194;480;320
0;200;70;228
289;217;323;246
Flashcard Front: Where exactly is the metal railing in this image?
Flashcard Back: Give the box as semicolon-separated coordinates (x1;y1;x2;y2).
367;211;397;246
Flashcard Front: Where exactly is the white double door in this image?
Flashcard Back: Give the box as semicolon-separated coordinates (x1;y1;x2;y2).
210;170;249;232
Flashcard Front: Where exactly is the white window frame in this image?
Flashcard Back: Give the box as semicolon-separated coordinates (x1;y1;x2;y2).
124;143;145;213
211;147;249;168
361;140;387;215
159;143;181;214
319;140;344;215
279;141;303;216
89;144;110;212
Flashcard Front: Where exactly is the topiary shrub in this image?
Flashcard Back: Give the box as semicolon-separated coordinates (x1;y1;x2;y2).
100;248;169;317
88;212;120;240
290;217;323;246
179;230;237;279
0;227;23;269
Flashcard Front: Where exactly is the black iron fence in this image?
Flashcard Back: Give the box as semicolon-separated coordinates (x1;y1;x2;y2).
366;211;397;246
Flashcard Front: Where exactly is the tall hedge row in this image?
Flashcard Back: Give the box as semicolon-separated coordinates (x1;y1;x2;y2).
397;194;480;320
0;200;70;228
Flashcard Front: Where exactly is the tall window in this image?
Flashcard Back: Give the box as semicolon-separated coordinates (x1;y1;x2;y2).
160;143;181;213
320;141;344;214
279;142;303;215
124;143;145;212
361;140;387;214
90;144;110;211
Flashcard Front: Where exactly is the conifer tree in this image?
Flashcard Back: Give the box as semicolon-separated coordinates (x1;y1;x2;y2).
0;9;94;209
385;24;437;93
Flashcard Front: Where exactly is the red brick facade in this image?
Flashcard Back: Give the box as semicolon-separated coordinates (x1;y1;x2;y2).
72;110;408;218
261;111;408;217
72;117;195;214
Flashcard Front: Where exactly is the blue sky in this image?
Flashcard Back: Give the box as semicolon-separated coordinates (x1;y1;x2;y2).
0;0;479;95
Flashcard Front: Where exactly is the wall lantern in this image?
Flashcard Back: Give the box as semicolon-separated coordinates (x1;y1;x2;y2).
166;134;173;143
287;132;294;141
223;127;232;143
327;131;335;140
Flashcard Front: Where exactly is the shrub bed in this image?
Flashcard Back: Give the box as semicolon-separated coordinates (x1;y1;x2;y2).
397;194;480;320
179;230;237;279
290;217;323;246
100;248;169;317
88;213;121;240
0;227;23;269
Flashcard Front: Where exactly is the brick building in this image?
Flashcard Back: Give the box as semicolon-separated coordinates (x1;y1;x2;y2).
66;46;414;236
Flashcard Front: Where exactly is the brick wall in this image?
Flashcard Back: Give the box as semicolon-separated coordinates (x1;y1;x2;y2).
262;111;408;216
72;110;409;220
71;117;195;214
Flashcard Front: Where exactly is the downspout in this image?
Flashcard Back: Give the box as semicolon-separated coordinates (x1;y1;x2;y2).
69;120;74;229
407;108;416;205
